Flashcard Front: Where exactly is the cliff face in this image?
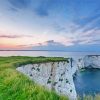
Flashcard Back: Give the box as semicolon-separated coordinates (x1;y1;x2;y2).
76;55;100;69
84;55;100;68
16;55;100;100
16;60;77;100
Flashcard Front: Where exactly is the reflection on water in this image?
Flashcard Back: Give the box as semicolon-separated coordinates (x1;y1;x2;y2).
74;69;100;96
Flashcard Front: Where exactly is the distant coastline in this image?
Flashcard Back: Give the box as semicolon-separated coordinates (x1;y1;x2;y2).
0;50;100;52
0;50;66;51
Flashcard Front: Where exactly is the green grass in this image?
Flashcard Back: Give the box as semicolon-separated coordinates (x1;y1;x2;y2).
0;56;100;100
0;56;68;67
0;56;68;100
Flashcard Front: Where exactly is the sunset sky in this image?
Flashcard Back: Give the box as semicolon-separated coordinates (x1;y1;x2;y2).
0;0;100;51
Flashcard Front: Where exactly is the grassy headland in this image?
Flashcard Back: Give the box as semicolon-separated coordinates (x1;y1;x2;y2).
0;56;68;100
0;56;100;100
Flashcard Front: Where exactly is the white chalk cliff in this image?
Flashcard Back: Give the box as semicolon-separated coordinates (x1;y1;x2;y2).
17;60;77;100
16;55;100;100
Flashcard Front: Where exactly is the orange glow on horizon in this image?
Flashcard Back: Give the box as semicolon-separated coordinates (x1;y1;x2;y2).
0;44;28;49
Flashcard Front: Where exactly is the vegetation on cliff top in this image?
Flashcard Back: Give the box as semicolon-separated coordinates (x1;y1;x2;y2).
0;56;68;67
0;56;68;100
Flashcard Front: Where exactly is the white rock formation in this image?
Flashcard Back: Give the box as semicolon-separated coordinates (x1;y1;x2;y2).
84;55;100;68
16;60;77;100
16;55;100;100
74;55;100;69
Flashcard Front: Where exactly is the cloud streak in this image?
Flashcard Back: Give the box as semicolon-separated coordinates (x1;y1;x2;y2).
0;35;22;38
8;0;30;10
0;34;33;39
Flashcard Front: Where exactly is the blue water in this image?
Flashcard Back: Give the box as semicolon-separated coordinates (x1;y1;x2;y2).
0;51;100;58
74;69;100;96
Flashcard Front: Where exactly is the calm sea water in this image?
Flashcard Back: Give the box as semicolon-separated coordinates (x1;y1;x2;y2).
74;69;100;96
1;51;100;96
0;51;100;57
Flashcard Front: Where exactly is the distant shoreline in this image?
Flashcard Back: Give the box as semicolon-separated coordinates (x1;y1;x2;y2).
0;50;100;52
0;50;65;51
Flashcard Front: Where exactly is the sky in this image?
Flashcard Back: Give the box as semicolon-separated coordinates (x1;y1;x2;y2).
0;0;100;51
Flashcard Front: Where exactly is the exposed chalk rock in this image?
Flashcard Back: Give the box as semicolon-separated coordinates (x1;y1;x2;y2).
16;60;77;100
84;55;100;68
17;55;100;100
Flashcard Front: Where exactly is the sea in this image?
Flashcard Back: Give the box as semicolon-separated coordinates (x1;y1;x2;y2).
0;50;100;57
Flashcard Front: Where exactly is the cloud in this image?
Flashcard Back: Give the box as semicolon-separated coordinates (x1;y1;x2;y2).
33;0;51;17
0;0;100;51
57;15;100;46
8;0;30;10
7;0;68;17
0;39;100;51
34;6;49;17
0;35;22;38
0;43;29;50
30;40;67;50
0;34;33;39
27;40;100;52
0;40;66;50
8;0;50;16
32;0;68;17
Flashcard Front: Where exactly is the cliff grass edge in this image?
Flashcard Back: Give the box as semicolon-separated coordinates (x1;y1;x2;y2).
0;56;68;100
0;56;100;100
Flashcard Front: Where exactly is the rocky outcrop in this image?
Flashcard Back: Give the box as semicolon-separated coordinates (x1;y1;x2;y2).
76;55;100;69
83;55;100;68
16;60;77;100
16;55;100;100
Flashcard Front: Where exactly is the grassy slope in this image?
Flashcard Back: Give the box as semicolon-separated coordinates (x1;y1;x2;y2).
0;56;68;100
0;56;100;100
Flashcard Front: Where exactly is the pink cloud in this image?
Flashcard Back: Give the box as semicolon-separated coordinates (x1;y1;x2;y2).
0;34;33;39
